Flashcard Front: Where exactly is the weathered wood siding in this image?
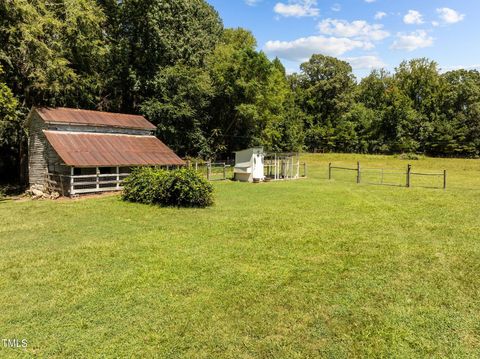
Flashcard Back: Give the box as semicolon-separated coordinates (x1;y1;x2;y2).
28;113;68;187
28;113;48;186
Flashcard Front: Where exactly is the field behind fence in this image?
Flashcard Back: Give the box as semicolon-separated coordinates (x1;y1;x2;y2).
329;162;447;189
302;153;480;191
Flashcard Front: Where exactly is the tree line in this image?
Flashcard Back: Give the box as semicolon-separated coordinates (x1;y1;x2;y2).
1;0;479;184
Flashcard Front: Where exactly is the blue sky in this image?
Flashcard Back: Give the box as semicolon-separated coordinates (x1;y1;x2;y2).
206;0;479;78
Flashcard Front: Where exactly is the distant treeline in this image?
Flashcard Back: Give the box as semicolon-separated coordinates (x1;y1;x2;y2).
1;0;479;183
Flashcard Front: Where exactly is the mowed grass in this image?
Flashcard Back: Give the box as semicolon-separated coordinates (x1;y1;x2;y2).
1;154;480;358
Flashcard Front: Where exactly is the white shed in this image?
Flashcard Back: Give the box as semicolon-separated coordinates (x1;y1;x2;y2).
233;147;264;182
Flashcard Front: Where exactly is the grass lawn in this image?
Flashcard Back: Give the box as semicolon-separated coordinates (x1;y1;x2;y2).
1;154;479;358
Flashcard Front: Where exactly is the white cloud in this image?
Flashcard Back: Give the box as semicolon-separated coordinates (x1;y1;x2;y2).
432;21;440;27
245;0;261;5
437;8;465;24
318;18;390;42
273;0;319;18
365;0;376;3
374;12;387;20
391;30;434;51
343;56;386;70
331;3;341;12
403;10;424;25
441;64;480;72
264;35;372;61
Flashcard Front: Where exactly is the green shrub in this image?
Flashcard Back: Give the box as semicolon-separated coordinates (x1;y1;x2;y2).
122;167;213;207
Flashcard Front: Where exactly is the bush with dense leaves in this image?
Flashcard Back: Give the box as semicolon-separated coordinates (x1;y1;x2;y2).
122;167;213;207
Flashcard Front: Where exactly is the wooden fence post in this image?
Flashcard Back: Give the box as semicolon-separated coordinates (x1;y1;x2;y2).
443;170;447;190
304;163;307;178
406;164;411;188
223;164;226;180
357;161;361;184
207;162;211;180
328;162;332;180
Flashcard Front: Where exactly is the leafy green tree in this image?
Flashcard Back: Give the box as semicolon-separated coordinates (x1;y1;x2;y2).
436;70;480;156
0;69;21;182
0;0;108;108
206;28;292;156
394;59;443;152
295;54;356;151
341;103;377;153
104;0;223;112
140;64;214;157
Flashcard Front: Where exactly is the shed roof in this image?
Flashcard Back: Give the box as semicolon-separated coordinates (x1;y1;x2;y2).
44;131;184;167
35;107;156;130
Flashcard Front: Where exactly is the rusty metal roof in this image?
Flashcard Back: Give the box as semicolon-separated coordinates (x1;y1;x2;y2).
35;107;156;130
44;131;185;167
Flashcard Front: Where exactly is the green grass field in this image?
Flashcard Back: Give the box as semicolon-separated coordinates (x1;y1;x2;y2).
1;154;479;358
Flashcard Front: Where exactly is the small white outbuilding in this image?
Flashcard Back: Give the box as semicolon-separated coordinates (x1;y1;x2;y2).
233;147;264;182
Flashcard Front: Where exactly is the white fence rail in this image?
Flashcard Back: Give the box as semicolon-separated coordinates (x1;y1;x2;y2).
46;171;130;195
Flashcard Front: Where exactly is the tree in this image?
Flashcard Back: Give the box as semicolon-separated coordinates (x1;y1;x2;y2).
0;0;108;109
394;59;443;152
104;0;223;112
206;28;292;156
0;68;21;182
295;54;356;151
140;64;214;157
435;70;480;156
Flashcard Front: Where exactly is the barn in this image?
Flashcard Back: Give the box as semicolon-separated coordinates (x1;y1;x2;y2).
27;107;184;196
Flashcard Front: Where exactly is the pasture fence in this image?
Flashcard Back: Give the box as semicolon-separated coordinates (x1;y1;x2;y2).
186;160;234;181
328;162;447;189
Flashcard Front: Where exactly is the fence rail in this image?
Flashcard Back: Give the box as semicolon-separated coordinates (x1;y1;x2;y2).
46;171;130;195
329;162;447;189
187;160;234;181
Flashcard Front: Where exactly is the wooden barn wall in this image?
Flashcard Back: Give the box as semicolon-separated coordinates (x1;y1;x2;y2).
28;113;48;186
28;113;69;187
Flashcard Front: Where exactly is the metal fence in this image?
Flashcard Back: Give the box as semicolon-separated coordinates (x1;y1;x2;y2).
328;162;447;189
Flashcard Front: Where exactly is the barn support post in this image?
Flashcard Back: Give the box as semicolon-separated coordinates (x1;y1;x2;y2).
328;163;332;180
443;170;447;190
406;164;411;188
357;161;361;184
70;167;75;196
96;167;100;190
116;166;120;190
